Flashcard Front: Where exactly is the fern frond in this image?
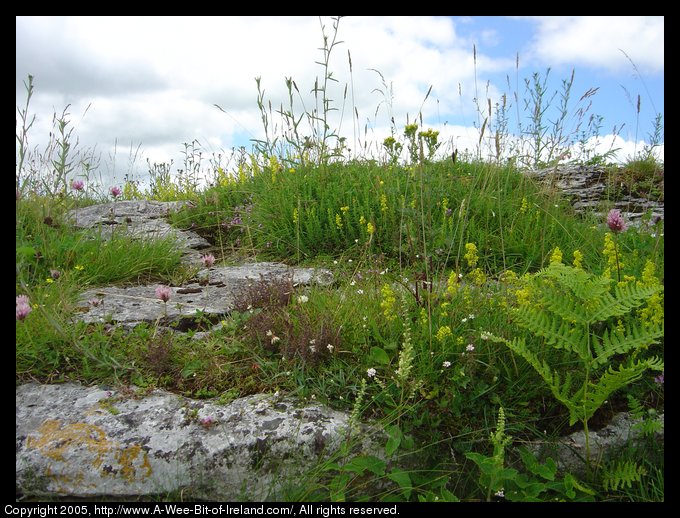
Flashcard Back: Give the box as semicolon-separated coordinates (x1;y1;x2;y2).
592;322;664;369
590;283;664;322
541;288;591;325
514;305;588;359
602;460;647;492
579;358;663;424
626;394;644;420
496;335;576;411
538;262;612;302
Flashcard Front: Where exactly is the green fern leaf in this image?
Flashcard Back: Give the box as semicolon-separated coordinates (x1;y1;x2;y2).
590;283;663;322
592;322;664;368
579;358;662;424
602;460;647;492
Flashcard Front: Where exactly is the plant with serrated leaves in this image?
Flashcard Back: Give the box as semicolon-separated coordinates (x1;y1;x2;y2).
602;460;647;492
466;407;596;501
485;262;663;469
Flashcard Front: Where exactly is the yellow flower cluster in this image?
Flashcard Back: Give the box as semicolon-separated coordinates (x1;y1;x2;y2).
572;250;583;269
550;247;563;265
367;222;375;235
637;260;664;327
464;243;479;268
519;197;529;214
602;233;622;278
380;194;389;213
468;268;486;286
335;214;343;230
380;284;397;322
436;326;452;343
293;208;299;225
447;271;461;297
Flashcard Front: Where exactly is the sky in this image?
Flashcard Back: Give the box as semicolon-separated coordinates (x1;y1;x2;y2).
16;16;664;188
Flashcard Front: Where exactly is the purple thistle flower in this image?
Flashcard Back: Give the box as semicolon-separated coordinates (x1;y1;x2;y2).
88;298;103;307
155;285;172;303
201;254;216;268
654;372;664;385
50;269;61;280
16;295;32;321
607;209;627;233
109;186;122;198
71;179;85;191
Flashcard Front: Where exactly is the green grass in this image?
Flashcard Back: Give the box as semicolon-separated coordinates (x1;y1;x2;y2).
16;162;664;501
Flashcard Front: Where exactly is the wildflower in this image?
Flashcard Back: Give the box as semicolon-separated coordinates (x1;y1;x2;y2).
71;179;84;191
199;416;215;428
464;243;479;268
109;186;122;198
341;206;349;214
480;331;492;340
495;489;505;498
442;361;451;368
607;209;627;233
447;271;461;297
74;265;85;271
155;286;172;303
572;249;584;269
327;344;334;353
335;214;343;230
466;344;475;352
519;197;529;214
550;247;563;265
297;295;309;304
468;268;486;286
45;278;54;284
380;193;388;213
654;372;664;385
356;289;364;295
350;280;356;286
309;345;317;354
292;208;299;225
436;326;453;343
367;222;375;235
16;296;32;321
89;298;103;307
380;284;397;321
201;254;216;268
271;336;280;345
50;269;61;280
367;368;377;378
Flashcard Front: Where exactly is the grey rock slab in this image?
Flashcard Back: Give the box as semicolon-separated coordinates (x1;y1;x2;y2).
529;411;664;476
16;383;383;501
526;165;664;223
67;200;211;251
77;264;333;327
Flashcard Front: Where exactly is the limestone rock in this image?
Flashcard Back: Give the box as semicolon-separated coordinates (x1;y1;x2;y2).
76;263;333;329
529;411;664;476
67;200;211;256
16;383;383;501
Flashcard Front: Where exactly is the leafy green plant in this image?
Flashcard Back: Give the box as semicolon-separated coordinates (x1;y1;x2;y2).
486;262;663;468
466;407;596;502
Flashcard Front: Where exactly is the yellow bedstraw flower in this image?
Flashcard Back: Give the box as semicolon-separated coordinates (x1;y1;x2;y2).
464;243;479;268
550;247;563;265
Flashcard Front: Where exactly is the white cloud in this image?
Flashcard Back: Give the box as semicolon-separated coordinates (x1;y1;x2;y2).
525;16;664;74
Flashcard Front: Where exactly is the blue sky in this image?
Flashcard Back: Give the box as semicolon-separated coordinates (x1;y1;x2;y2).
16;16;664;186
